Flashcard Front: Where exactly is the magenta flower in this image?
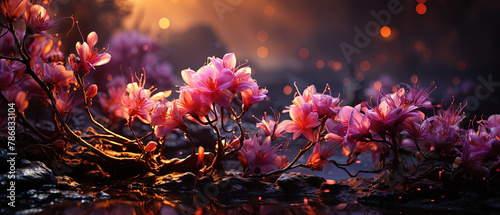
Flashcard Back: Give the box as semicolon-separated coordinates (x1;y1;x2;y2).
69;31;111;77
184;65;235;107
177;87;212;120
0;59;15;89
344;107;371;155
38;63;75;88
98;76;129;123
150;100;187;138
307;141;337;171
210;53;255;92
367;88;419;133
402;82;435;108
24;3;54;35
283;103;321;141
256;111;288;141
241;83;267;109
51;88;81;117
238;134;288;175
122;82;155;124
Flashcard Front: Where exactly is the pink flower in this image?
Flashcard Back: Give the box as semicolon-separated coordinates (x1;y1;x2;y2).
454;133;493;179
0;0;26;22
38;63;75;88
51;87;81;117
367;89;419;133
237;134;288;175
344;107;371;155
402;82;435;108
210;53;255;92
307;141;337;171
24;3;54;34
401;112;429;138
150;100;187;138
69;32;111;77
177;87;211;119
241;83;267;109
188;65;235;107
255;111;288;140
98;76;129;123
0;59;15;89
283;103;321;141
144;141;157;152
122;83;154;124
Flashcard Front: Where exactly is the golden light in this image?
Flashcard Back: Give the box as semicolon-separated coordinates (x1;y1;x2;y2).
263;5;275;16
283;85;293;95
159;17;170;29
257;46;269;58
456;60;466;71
373;81;382;90
170;0;179;3
411;74;419;84
452;77;461;85
256;30;268;42
298;47;309;59
316;60;325;69
360;60;370;72
416;4;427;15
380;26;391;38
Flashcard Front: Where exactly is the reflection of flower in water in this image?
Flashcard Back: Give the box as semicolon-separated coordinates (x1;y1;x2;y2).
105;31;178;88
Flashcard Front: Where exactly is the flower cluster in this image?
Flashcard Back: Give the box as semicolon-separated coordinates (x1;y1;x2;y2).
2;0;499;187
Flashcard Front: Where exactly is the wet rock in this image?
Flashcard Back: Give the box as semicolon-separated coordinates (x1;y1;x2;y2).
153;172;197;191
56;176;81;190
95;191;111;199
318;182;356;204
276;172;326;193
0;161;56;191
216;176;277;197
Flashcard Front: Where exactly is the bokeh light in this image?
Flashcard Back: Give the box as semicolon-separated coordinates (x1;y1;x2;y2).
452;77;461;85
414;40;426;52
380;26;391;38
159;17;170;29
257;46;269;58
416;4;427;15
298;47;310;59
263;5;275;16
456;60;466;71
283;85;292;95
316;60;325;69
256;30;268;42
360;60;371;72
373;81;382;90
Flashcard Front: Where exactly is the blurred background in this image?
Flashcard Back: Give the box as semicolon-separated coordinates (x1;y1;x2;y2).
46;0;500;179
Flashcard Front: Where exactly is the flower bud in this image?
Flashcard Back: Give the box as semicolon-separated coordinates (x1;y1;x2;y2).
86;84;98;99
145;141;157;152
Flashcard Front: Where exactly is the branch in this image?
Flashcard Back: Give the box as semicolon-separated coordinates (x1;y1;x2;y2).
76;75;132;143
330;159;385;177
